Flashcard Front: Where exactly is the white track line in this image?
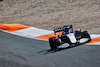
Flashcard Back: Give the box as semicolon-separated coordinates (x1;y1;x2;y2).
11;27;53;37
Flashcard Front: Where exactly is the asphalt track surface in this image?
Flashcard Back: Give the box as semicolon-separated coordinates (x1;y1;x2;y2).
0;30;100;67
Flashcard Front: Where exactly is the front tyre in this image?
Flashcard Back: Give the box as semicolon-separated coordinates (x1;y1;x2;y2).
81;31;91;42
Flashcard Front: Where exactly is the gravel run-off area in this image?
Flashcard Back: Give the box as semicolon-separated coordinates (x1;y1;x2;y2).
0;0;100;34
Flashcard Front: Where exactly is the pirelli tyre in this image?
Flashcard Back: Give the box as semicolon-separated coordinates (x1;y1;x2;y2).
49;37;57;49
81;31;91;41
82;31;90;38
55;38;62;46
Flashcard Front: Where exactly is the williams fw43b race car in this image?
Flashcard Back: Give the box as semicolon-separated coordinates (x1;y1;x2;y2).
49;25;91;51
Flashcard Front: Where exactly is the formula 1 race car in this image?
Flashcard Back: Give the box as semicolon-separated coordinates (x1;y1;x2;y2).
49;25;91;50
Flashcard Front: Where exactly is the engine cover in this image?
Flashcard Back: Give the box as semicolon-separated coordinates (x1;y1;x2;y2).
67;33;77;43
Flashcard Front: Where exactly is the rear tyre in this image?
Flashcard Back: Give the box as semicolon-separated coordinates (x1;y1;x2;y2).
49;37;57;49
55;38;61;46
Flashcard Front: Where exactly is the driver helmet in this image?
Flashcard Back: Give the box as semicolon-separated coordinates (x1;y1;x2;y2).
65;28;69;34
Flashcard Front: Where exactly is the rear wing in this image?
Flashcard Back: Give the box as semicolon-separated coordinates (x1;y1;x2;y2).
54;25;73;33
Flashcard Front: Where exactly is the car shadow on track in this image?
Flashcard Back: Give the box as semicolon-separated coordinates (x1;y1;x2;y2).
37;43;85;55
